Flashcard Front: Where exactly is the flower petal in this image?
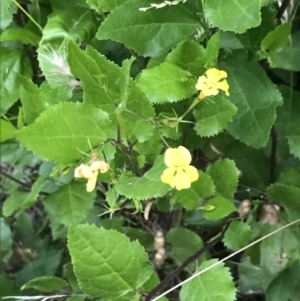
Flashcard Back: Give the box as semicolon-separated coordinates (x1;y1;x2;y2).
161;167;176;188
173;168;191;190
216;80;230;96
86;171;98;192
206;68;227;82
74;164;93;178
176;146;192;166
183;165;199;183
195;75;207;90
164;148;177;167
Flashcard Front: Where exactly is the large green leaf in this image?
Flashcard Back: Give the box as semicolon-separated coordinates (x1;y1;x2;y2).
166;227;205;271
0;0;17;30
68;224;153;298
180;259;236;301
222;59;283;148
193;96;237;137
175;171;215;210
15;102;111;164
267;183;300;221
86;0;127;13
41;7;98;42
115;156;171;200
206;159;239;199
0;28;41;45
0;48;32;114
96;0;199;57
137;62;197;104
43;182;96;226
0;218;13;263
205;0;261;34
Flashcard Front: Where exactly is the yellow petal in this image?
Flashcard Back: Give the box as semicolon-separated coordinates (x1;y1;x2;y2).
216;80;230;96
161;167;176;188
195;75;207;91
183;165;199;183
173;168;191;190
206;68;227;82
176;146;192;166
202;86;219;97
74;164;93;178
164;148;177;167
86;171;98;192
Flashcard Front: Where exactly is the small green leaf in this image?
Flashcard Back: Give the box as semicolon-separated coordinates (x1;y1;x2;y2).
0;119;16;142
261;22;291;53
0;0;17;30
0;273;20;298
43;182;96;226
96;0;199;57
205;0;261;34
205;32;220;68
68;224;153;298
202;196;236;221
223;59;283;148
0;48;32;114
63;262;81;292
18;74;47;124
175;171;215;210
194;97;237;137
3;176;44;217
206;159;239;199
0;28;40;45
167;228;205;271
267;183;300;220
86;0;127;13
15;102;110;165
115;156;171;200
137;62;197;104
287;124;300;159
223;221;252;251
0;218;13;263
21;276;67;292
180;259;236;301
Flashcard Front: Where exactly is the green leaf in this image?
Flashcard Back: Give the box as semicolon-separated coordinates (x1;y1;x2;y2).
41;7;98;43
205;0;261;34
0;28;40;45
115;156;171;200
96;0;199;57
3;176;45;217
267;183;300;220
68;224;153;298
0;119;16;142
223;221;252;251
206;159;238;199
180;259;236;301
261;22;291;53
175;171;215;210
0;273;20;298
0;218;13;263
223;59;283;148
193;96;237;137
137;62;197;104
86;0;127;13
202;196;236;221
166;227;205;271
266;261;300;301
278;164;300;188
0;0;17;30
287;123;300;159
15;102;110;165
43;182;96;226
21;276;67;292
275;31;300;71
165;33;220;77
0;48;32;114
18;74;47;124
63;262;81;292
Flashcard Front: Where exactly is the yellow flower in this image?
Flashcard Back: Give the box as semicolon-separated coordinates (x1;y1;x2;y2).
74;160;110;192
161;146;199;190
196;68;229;99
